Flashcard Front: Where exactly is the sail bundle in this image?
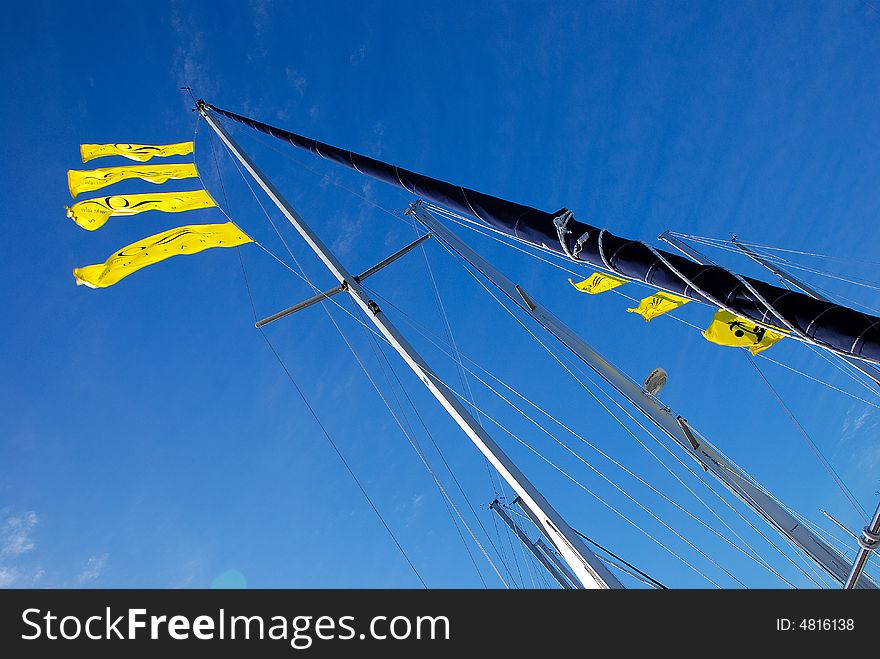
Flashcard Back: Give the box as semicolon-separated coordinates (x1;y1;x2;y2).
66;140;251;287
202;103;880;365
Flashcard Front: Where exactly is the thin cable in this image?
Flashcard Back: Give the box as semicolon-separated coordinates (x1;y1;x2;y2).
236;249;428;588
213;125;512;588
744;352;868;520
569;527;667;589
343;299;499;588
353;296;516;587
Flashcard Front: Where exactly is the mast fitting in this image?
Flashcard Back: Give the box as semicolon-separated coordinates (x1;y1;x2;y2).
553;209;575;259
858;528;880;552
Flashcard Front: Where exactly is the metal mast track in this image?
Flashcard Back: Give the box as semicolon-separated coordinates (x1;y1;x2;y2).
408;203;876;589
198;102;623;590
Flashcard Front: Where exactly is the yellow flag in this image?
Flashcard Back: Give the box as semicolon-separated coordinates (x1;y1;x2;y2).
65;189;216;231
569;272;628;295
627;291;691;322
67;163;199;198
73;222;253;289
702;309;786;355
79;141;194;163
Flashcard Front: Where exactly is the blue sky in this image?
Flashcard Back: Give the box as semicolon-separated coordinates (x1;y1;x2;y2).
1;1;880;588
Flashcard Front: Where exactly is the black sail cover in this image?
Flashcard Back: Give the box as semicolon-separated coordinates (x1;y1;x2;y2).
205;103;880;365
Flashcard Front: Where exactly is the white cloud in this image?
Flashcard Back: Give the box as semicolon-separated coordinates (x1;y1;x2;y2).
249;0;272;38
286;67;307;96
0;567;18;588
169;1;216;101
1;511;38;557
369;121;386;157
349;44;366;66
77;554;109;584
840;404;879;448
331;182;376;257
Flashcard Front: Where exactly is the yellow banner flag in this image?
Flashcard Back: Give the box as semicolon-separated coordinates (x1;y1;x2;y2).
65;189;216;231
568;272;628;295
67;163;199;198
79;141;194;163
627;291;691;322
702;309;786;355
73;222;253;289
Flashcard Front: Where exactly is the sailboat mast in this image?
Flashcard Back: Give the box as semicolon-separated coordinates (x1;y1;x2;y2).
407;203;876;588
197;102;623;590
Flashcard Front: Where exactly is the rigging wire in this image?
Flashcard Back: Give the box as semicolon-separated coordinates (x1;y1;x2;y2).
454;385;724;586
670;232;880;268
202;127;429;588
352;294;518;587
408;212;513;505
744;352;868;520
504;506;667;589
404;215;528;584
807;343;880;401
340;294;499;588
407;215;856;586
209;124;516;588
668;232;880;293
370;284;825;586
570;527;668;589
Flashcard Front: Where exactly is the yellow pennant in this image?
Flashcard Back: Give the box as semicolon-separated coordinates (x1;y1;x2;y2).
627;291;691;322
79;141;194;163
65;189;216;231
73;222;253;289
568;272;628;295
702;309;786;355
67;163;199;198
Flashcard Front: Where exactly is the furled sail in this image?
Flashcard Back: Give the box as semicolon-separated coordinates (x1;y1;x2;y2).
202;102;880;365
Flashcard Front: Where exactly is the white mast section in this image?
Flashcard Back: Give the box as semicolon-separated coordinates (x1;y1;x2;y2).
199;103;622;590
410;203;876;588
